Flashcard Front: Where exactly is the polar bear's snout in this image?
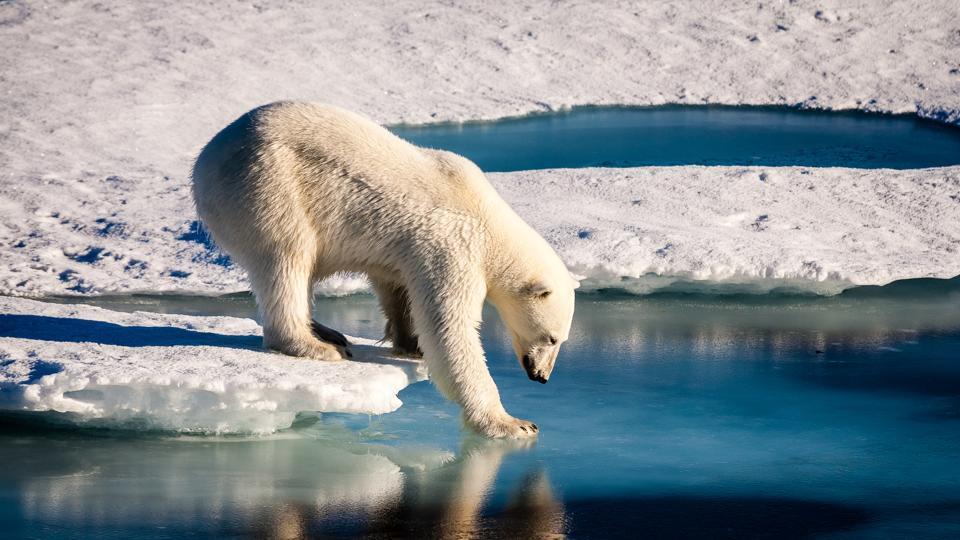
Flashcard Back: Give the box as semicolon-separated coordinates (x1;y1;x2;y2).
522;345;560;384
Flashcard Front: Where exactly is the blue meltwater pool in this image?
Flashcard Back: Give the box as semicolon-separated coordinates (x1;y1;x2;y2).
390;106;960;171
2;289;959;538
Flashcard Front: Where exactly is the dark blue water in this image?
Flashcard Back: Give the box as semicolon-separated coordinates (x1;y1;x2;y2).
390;106;960;171
3;290;959;538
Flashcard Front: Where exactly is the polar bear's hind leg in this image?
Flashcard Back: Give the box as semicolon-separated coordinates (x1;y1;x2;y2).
371;278;421;357
250;250;345;362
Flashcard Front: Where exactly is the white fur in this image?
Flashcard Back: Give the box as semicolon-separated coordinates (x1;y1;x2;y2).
192;102;576;438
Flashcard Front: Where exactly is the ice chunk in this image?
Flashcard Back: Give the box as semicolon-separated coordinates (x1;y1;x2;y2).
0;297;425;434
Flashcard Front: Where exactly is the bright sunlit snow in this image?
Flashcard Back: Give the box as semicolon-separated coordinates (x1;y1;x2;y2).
496;166;960;295
1;165;957;297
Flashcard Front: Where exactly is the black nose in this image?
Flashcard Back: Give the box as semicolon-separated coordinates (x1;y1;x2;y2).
522;355;548;384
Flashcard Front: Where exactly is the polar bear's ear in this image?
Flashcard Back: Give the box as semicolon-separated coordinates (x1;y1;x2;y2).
520;280;552;298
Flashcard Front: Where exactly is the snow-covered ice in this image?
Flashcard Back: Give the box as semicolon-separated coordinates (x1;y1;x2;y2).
2;166;957;297
1;0;959;297
0;296;426;433
496;166;960;295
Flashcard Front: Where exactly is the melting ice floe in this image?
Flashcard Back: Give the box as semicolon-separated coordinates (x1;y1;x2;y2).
0;297;426;434
2;166;958;298
494;166;960;295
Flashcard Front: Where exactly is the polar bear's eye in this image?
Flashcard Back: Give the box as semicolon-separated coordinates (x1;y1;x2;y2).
522;281;551;298
549;336;558;345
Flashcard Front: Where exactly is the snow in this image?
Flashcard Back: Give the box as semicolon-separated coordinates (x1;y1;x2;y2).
1;165;957;297
0;296;426;434
494;166;960;294
1;0;959;297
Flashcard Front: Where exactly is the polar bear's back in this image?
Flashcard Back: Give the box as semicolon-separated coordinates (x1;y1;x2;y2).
254;102;432;180
195;102;496;210
192;102;509;270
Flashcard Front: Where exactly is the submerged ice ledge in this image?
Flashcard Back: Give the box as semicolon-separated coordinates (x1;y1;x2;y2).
0;297;425;434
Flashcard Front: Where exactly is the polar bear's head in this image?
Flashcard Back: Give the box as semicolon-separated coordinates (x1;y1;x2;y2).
495;263;578;384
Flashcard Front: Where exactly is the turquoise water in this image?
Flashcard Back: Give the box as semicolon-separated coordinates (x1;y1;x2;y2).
3;290;960;538
391;106;960;171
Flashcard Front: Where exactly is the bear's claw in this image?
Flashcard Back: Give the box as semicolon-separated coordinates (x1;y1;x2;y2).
471;413;540;439
311;320;350;347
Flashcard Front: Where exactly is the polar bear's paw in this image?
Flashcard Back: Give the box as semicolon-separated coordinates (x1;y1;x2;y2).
311;320;353;359
271;337;346;362
315;344;349;362
301;340;347;362
470;413;539;439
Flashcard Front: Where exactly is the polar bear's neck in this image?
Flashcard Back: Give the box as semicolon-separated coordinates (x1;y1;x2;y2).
481;199;559;302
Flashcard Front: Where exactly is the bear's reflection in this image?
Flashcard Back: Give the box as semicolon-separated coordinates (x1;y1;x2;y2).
254;437;567;539
362;437;566;539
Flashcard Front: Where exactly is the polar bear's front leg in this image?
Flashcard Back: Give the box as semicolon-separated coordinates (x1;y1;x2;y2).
406;270;538;439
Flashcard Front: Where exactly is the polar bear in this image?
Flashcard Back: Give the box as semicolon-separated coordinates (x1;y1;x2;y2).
192;102;577;438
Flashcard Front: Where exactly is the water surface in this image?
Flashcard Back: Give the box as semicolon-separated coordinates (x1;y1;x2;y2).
3;291;960;538
391;106;960;170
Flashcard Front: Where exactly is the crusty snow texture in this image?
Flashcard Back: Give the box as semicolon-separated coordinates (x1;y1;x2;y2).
3;165;957;297
1;0;960;296
498;167;960;294
0;297;425;433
